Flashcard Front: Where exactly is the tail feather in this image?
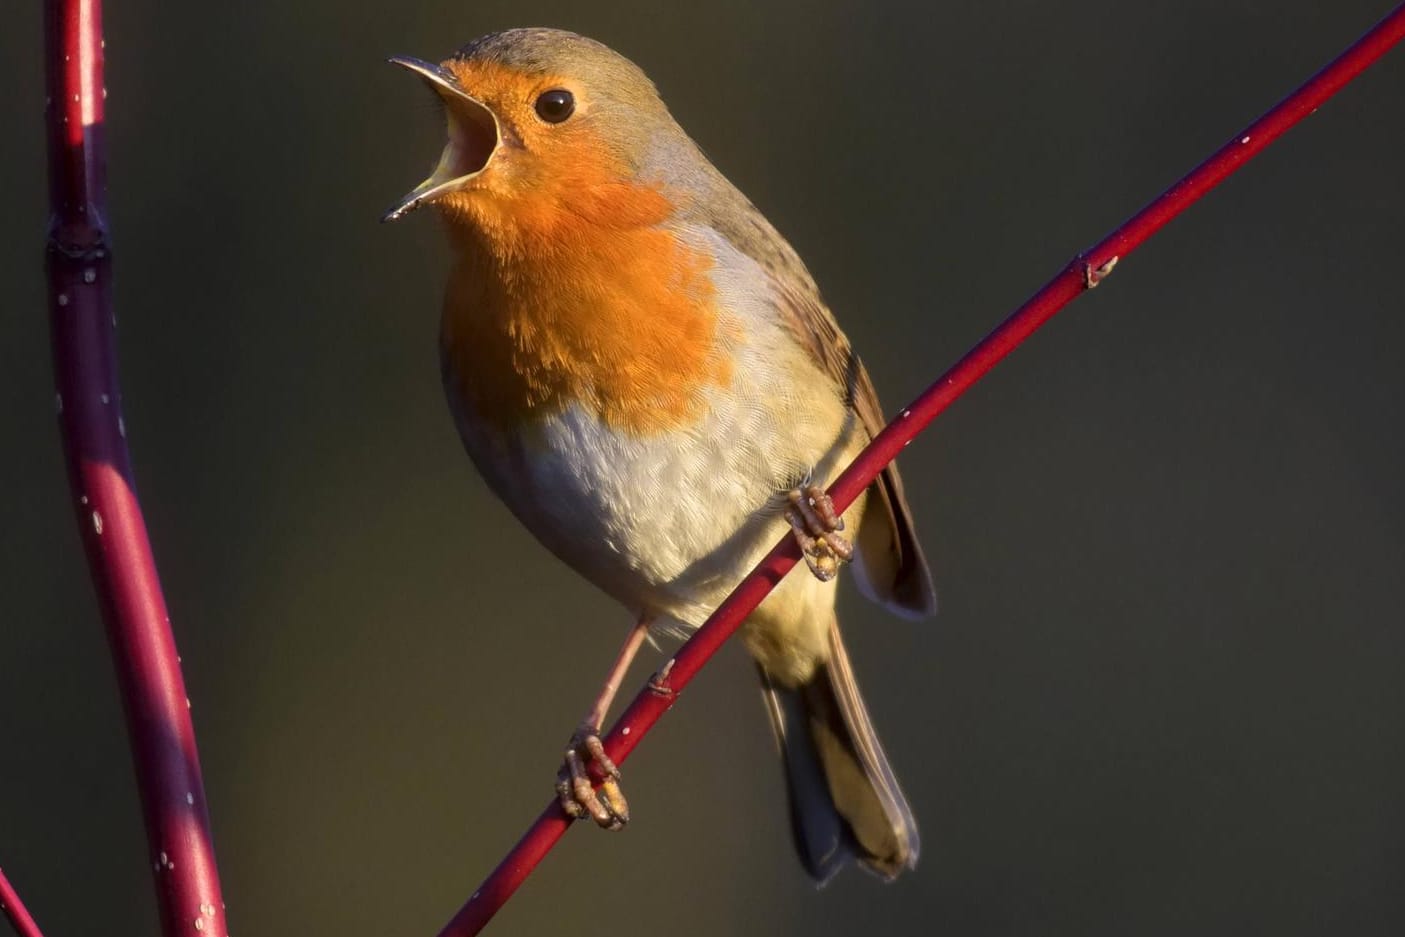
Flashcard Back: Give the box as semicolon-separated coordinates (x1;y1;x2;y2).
758;616;919;883
760;671;851;882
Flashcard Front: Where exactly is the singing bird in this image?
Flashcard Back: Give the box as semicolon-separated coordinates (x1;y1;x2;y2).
385;28;935;882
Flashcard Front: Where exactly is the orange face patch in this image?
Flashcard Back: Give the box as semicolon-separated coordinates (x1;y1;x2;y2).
433;63;728;436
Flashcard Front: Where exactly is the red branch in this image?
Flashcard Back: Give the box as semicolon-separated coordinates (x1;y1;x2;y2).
436;5;1405;935
0;867;45;937
43;1;230;936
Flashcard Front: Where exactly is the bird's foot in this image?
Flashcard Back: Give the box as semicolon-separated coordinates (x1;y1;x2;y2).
555;724;629;830
785;484;853;582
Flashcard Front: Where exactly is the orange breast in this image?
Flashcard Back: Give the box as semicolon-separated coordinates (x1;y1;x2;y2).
439;156;730;436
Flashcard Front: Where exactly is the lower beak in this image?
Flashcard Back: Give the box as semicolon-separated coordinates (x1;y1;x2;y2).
382;56;501;222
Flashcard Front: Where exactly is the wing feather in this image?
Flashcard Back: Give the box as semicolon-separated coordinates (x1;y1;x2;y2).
701;194;936;617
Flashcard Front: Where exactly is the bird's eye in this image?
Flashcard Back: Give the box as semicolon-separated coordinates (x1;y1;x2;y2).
534;89;575;123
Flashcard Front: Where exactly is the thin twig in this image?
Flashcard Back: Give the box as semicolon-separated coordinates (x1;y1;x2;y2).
43;1;230;936
0;867;45;937
434;5;1405;935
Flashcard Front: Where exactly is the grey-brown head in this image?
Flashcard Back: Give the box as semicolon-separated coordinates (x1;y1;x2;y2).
383;28;691;222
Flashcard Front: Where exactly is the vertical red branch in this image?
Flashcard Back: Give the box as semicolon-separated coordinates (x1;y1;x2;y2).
43;2;230;936
0;867;45;937
435;4;1405;935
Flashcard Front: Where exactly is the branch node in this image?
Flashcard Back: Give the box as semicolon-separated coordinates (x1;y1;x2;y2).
1082;254;1119;288
647;659;676;697
46;234;110;264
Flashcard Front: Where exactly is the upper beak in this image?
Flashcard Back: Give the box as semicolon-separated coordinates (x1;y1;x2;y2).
382;56;501;222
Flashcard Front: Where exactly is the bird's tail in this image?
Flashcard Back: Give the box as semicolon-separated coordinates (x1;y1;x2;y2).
758;614;919;884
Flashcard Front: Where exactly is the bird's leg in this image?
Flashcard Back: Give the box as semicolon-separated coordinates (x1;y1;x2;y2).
556;615;651;830
785;484;854;582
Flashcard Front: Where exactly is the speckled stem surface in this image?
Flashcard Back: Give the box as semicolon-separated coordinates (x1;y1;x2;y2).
0;867;45;937
44;1;230;935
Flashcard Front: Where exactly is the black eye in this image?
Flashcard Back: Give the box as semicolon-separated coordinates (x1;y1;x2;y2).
534;89;575;123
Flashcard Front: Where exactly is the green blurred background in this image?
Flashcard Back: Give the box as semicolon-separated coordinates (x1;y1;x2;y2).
3;1;1403;935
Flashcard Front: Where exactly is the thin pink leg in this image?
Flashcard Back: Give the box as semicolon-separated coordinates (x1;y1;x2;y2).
557;616;652;829
583;616;652;728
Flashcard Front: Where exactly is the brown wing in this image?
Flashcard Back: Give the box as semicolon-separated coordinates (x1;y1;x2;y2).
704;195;936;617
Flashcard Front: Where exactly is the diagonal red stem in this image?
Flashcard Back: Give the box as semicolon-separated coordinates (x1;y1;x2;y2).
43;1;230;936
436;5;1405;935
0;867;45;937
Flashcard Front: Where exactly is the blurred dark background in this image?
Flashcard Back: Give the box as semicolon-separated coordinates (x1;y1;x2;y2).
3;1;1403;935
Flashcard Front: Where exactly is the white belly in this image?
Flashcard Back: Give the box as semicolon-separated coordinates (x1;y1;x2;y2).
450;315;860;633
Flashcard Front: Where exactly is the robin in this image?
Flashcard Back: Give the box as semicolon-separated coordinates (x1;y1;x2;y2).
384;27;935;882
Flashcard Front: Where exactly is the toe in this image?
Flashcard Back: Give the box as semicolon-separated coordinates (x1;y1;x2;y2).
808;551;839;581
787;489;825;537
788;485;853;582
802;485;844;532
786;509;822;556
821;530;854;562
556;772;586;819
581;733;620;780
566;748;619;829
599;777;630;827
559;732;629;830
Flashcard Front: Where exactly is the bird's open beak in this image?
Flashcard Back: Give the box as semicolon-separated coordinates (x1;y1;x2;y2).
382;56;501;222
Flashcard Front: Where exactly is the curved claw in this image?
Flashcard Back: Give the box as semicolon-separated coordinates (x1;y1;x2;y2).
785;485;853;582
556;772;586;819
557;728;629;830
